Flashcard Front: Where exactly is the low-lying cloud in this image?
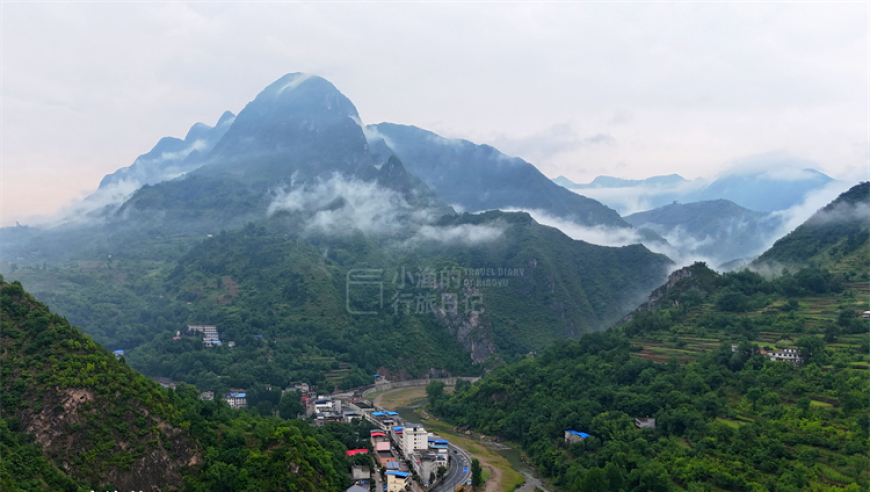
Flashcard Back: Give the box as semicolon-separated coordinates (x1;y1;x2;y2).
25;179;142;227
568;179;708;216
268;174;505;245
506;208;749;273
767;179;858;245
412;222;505;246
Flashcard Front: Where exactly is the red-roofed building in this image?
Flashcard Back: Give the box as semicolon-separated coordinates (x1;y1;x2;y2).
346;449;369;457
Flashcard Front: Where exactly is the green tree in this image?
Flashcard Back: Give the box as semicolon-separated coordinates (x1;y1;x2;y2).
471;458;482;487
426;380;445;404
796;336;826;363
278;392;304;419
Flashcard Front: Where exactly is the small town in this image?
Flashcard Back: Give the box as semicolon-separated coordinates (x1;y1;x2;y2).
127;323;816;492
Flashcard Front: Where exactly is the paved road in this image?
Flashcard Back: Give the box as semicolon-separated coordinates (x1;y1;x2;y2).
431;443;472;492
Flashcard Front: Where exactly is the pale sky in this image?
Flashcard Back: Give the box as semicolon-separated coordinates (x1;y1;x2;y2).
2;2;868;226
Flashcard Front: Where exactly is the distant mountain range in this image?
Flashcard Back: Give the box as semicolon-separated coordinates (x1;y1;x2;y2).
554;167;835;214
623;199;784;268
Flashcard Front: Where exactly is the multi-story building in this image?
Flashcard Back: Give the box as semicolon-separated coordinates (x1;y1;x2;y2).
402;423;428;454
768;347;803;366
224;390;247;409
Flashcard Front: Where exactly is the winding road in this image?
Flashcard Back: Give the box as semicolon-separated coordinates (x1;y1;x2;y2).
430;444;473;492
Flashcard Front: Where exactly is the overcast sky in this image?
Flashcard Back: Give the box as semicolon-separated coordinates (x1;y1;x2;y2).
2;2;868;226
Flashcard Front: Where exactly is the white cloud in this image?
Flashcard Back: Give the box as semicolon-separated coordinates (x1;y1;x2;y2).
157;139;207;162
26;179;142;227
268;174;445;237
267;174;507;245
411;222;505;246
768;180;864;243
565;179;708;216
276;73;313;94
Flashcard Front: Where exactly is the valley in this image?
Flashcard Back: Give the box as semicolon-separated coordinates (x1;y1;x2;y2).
1;69;867;492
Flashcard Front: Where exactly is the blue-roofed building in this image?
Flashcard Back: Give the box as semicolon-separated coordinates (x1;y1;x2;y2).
224;390;248;409
113;350;124;359
385;471;409;492
565;430;591;444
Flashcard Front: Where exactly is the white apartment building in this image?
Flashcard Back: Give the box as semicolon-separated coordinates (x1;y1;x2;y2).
402;423;428;454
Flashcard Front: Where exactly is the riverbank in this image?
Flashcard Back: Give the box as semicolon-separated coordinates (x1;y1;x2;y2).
374;386;527;492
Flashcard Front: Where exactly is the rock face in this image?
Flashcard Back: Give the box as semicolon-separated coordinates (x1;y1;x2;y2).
433;287;497;364
20;387;196;491
617;262;718;324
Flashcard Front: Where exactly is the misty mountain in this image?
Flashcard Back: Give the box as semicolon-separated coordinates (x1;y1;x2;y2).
88;209;670;390
98;110;236;189
696;168;833;213
367;123;630;228
623;199;784;268
1;72;676;388
753;181;869;274
555;167;835;215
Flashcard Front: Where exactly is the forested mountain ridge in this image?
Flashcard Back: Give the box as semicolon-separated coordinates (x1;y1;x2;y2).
122;209;671;393
0;275;368;492
753;182;869;275
427;264;870;491
422;185;870;492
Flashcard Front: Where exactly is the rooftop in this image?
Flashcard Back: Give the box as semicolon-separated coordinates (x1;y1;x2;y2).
566;430;591;438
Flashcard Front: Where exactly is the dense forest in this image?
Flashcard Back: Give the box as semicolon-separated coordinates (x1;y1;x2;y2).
4;209;669;397
0;275;376;491
427;264;870;491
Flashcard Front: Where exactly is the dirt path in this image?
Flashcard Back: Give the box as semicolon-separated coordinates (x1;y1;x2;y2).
482;458;503;492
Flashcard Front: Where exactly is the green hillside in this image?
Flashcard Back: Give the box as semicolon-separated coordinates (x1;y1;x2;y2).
0;275;369;492
754;182;869;276
426;265;870;491
3;210;670;396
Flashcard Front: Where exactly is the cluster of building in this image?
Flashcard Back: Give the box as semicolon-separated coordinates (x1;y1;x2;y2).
302;396;449;489
731;344;804;366
181;324;223;347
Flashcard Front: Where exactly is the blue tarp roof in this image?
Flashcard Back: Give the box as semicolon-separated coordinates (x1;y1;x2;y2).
393;427;403;431
566;430;590;438
386;411;398;416
386;471;409;477
230;392;246;398
114;350;124;354
372;412;385;416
